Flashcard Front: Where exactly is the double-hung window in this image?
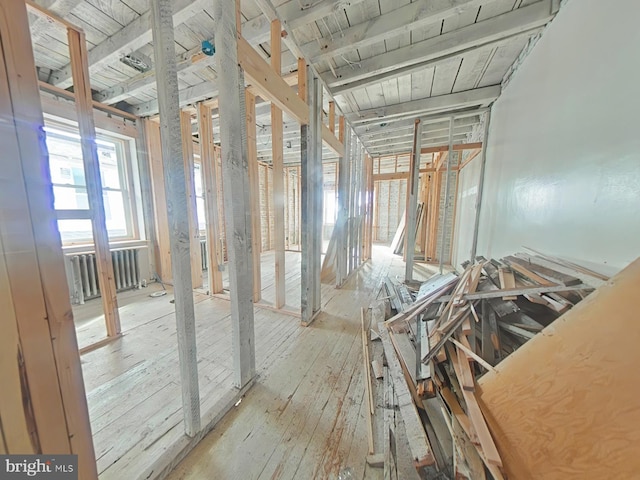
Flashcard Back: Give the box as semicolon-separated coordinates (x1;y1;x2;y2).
45;121;138;245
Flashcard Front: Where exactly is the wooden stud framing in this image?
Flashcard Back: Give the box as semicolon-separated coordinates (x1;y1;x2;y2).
300;66;323;325
181;110;203;289
329;101;335;134
405;119;422;282
213;0;256;387
336;124;350;287
145;119;172;283
238;37;308;125
197;103;224;294
271;19;286;308
245;90;262;302
150;0;200;436
68;22;121;337
2;1;96;476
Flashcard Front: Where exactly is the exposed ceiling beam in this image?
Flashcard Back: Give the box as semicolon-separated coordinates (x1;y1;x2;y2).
359;117;479;139
127;79;218;116
327;0;552;94
301;0;483;64
348;86;500;123
277;0;368;38
354;107;486;129
355;114;480;136
94;0;345;105
30;0;83;45
366;137;471;156
364;126;474;146
50;0;210;89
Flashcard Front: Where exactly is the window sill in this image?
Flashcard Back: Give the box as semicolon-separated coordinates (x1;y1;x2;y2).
62;239;148;255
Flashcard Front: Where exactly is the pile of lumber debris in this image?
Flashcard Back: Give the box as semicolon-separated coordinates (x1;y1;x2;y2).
362;251;606;479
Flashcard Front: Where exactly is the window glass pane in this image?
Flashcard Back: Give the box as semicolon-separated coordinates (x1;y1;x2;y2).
194;163;203;197
98;141;121;189
196;197;206;232
47;133;86;186
53;186;89;210
45;122;136;244
103;190;128;238
57;219;93;244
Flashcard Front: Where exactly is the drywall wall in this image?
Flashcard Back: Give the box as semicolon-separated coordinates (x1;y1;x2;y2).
451;155;482;270
473;0;640;275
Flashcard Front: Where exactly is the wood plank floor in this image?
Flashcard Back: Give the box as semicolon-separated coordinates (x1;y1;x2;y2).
164;246;439;480
74;246;439;479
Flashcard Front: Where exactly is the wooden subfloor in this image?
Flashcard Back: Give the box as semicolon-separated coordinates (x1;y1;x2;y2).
75;246;440;479
165;246;438;480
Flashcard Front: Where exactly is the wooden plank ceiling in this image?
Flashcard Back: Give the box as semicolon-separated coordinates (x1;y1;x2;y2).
28;0;556;160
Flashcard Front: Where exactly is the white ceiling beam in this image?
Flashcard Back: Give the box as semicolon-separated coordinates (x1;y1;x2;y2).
354;106;485;129
359;116;479;138
348;86;500;124
356;115;480;135
278;0;368;39
364;126;474;146
328;0;552;92
301;0;483;64
50;0;209;89
127;79;218;116
30;0;83;44
367;136;469;155
94;0;343;105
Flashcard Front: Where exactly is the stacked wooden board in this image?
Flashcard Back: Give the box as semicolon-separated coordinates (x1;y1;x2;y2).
366;251;606;479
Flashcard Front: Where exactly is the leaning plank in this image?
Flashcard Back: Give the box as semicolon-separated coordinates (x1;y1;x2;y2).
434;283;591;302
378;324;436;470
180;110;203;289
448;345;502;468
68;26;121;337
505;260;555;286
505;255;581;286
196;103;224;294
362;309;375;454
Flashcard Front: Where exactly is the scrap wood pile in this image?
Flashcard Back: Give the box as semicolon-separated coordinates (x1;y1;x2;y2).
362;251;605;479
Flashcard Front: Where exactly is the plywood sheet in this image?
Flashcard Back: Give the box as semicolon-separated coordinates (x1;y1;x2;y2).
477;258;640;479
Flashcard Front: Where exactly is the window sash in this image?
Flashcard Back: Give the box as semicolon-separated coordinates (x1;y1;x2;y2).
45;121;139;245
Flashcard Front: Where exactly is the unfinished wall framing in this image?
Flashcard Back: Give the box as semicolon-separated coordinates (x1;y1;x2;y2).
0;0;97;477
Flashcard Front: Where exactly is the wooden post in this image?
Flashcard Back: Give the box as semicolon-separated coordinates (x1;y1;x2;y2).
365;155;374;261
0;1;97;476
197;103;224;294
135;120;159;286
440;116;454;274
470;111;491;263
336;121;350;287
329;101;335;134
150;0;200;435
297;58;307;102
405;119;422;282
213;0;256;387
181;110;203;288
145;119;172;282
301;66;323;325
271;21;286;308
246;90;262;301
68;23;120;337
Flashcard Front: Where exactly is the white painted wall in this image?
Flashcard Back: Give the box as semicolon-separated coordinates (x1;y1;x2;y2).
451;154;482;270
470;0;640;276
